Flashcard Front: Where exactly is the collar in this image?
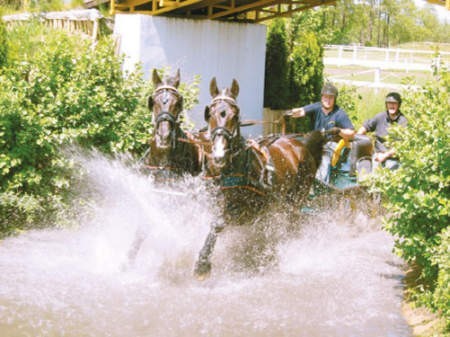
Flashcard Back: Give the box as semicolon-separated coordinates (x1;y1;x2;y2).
322;104;338;116
385;110;402;123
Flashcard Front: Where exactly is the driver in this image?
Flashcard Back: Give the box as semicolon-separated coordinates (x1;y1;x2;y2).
357;92;408;171
289;82;355;185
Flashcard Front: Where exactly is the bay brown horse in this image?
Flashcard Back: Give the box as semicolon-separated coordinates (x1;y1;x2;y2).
143;68;202;178
126;69;202;265
194;77;328;278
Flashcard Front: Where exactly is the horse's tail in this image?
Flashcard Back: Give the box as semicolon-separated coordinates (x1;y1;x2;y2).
303;130;327;169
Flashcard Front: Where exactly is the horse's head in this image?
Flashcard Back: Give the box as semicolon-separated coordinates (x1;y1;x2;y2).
204;77;240;169
148;69;183;149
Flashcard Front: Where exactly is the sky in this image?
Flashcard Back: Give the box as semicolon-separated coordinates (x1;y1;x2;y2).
413;0;450;23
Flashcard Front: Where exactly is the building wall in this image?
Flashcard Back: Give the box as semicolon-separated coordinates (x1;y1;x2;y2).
114;15;267;136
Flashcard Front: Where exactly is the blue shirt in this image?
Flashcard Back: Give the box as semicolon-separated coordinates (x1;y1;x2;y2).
303;102;354;132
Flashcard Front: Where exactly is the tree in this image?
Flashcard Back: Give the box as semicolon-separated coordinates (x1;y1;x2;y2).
287;32;323;108
312;0;450;46
264;18;289;109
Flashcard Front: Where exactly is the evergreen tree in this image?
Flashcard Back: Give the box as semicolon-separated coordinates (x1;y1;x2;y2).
288;32;323;108
264;18;289;109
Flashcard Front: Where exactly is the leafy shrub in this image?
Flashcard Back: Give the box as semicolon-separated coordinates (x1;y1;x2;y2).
0;21;199;234
0;18;7;67
288;32;323;108
264;18;289;109
264;18;325;132
336;85;363;128
433;227;450;329
368;69;449;322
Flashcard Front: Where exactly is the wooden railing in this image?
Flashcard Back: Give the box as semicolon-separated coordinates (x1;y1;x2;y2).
2;9;108;42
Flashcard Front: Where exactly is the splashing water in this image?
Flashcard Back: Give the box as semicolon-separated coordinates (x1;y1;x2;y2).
0;153;411;337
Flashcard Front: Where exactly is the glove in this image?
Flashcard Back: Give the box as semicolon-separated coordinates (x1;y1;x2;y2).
326;127;341;136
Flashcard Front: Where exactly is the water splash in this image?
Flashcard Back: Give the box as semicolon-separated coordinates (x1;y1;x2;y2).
0;152;411;337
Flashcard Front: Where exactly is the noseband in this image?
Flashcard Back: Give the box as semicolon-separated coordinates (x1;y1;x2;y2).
211;126;234;143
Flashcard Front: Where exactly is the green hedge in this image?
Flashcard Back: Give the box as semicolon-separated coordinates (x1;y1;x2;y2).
368;71;450;328
264;18;289;110
0;21;199;235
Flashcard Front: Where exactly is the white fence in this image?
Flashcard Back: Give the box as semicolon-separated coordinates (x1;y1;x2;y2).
324;44;450;71
324;44;449;89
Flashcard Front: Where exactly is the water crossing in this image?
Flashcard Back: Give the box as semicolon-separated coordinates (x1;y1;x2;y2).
0;153;411;337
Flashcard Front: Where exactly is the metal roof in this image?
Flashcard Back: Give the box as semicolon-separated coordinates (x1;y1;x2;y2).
85;0;336;23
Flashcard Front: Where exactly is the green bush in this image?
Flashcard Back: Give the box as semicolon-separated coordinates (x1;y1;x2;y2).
264;18;289;109
336;85;363;128
433;226;450;329
264;17;325;132
288;32;323;108
0;21;199;234
0;19;7;67
369;70;450;324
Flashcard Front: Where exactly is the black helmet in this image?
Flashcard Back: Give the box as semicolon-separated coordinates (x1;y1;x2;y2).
321;82;338;97
385;92;402;105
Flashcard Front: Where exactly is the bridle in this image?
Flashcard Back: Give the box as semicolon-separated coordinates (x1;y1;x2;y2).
152;85;183;149
208;95;241;151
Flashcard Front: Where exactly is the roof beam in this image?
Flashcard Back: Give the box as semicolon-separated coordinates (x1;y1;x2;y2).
426;0;450;10
86;0;337;21
207;0;333;20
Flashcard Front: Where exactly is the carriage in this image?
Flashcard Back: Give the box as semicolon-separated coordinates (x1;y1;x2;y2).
313;134;374;194
130;69;376;278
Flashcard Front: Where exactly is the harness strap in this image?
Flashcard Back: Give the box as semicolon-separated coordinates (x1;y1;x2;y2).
211;95;238;106
220;185;266;196
246;139;271;165
142;165;178;171
154;85;179;94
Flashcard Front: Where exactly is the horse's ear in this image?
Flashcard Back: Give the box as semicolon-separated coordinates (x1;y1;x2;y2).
148;95;154;110
152;69;162;88
204;105;210;122
171;68;180;88
210;77;219;97
230;78;239;99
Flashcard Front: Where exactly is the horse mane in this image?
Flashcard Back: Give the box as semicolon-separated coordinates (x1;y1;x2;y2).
303;130;327;169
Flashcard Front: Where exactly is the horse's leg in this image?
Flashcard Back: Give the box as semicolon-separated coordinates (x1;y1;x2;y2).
124;225;148;269
194;219;224;280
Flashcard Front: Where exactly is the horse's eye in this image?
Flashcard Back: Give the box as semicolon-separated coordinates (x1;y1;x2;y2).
220;110;226;118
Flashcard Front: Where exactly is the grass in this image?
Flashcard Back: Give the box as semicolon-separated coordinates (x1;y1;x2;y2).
398;42;450;53
325;65;435;86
